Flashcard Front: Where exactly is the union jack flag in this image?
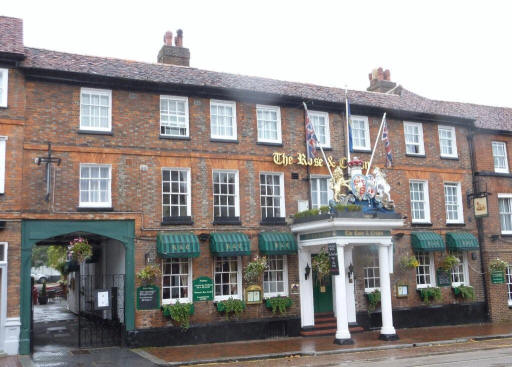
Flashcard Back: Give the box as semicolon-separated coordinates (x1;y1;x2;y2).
303;103;319;159
381;116;393;167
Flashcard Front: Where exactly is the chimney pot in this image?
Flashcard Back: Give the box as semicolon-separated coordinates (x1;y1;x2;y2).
367;67;397;94
175;29;183;47
164;31;173;46
384;69;391;81
157;29;190;66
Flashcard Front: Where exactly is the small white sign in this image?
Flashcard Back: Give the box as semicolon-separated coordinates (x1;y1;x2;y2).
96;289;110;310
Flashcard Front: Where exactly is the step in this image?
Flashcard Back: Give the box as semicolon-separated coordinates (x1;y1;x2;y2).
300;325;364;337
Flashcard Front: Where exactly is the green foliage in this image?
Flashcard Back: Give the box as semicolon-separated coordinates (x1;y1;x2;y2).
40;281;47;297
489;258;509;273
32;245;49;267
216;297;246;320
69;238;92;263
418;287;441;305
366;289;381;313
136;264;161;284
334;204;362;212
294;208;320;218
161;301;194;330
453;285;475;300
265;296;292;314
47;245;67;268
319;205;330;214
439;255;460;272
399;255;419;271
312;250;330;285
243;256;268;284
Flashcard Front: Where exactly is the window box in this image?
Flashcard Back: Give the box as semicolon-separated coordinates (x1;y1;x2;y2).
216;298;246;320
161;216;193;225
452;285;474;300
260;217;286;225
265;296;292;314
213;216;241;225
417;286;441;305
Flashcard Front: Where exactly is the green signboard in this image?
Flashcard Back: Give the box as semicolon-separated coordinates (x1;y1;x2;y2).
436;269;451;287
491;270;505;284
193;276;214;301
137;285;160;310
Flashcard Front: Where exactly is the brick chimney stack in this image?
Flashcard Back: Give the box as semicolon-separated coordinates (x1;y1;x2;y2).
157;29;190;66
367;67;397;93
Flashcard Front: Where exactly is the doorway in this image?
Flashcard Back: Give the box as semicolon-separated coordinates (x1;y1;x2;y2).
312;258;333;313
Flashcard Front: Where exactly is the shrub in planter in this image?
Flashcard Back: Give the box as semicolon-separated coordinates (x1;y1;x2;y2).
216;297;246;320
365;289;381;313
243;256;267;284
294;208;320;219
265;296;292;314
418;287;441;305
453;285;475;300
334;204;362;212
136;264;161;285
161;301;194;330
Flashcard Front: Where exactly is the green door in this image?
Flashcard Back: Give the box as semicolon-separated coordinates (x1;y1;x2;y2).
313;268;333;313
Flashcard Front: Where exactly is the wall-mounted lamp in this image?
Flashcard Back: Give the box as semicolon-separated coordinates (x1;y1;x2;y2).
305;263;311;280
198;233;210;242
471;252;478;261
348;263;354;279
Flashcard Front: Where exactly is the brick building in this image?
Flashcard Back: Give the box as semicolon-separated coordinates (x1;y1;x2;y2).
0;16;510;355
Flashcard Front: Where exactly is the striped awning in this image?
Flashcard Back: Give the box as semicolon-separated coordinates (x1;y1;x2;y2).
210;232;251;256
411;232;445;252
157;233;200;258
446;232;479;251
258;232;297;255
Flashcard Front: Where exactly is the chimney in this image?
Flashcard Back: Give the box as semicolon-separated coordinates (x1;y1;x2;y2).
157;29;190;66
367;67;397;93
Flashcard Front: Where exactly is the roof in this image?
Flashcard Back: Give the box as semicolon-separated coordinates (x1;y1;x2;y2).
0;16;24;56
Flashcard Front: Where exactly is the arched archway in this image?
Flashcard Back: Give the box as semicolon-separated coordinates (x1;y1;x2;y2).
20;220;135;355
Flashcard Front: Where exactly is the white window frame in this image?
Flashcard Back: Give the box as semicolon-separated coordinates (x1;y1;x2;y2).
161;257;193;305
213;256;243;301
506;266;512;307
363;253;380;293
0;136;7;194
79;88;112;132
450;252;469;287
263;255;289;298
0;242;7;264
256;105;282;144
403;121;425;156
415;251;435;289
259;172;286;219
444;182;464;224
210;99;237;140
498;193;512;235
79;164;112;208
351;115;371;151
162;167;191;218
309;110;330;148
212;169;240;218
310;175;333;209
160;95;189;138
409;180;431;223
0;68;8;108
492;141;509;174
438;125;458;158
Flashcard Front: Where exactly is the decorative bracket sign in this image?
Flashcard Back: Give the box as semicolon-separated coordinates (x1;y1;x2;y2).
193;276;214;302
327;242;340;275
137;285;160;310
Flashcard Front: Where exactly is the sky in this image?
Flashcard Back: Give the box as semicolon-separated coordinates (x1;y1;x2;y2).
3;0;512;108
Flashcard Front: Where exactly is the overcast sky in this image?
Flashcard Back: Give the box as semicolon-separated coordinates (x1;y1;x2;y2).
4;1;512;108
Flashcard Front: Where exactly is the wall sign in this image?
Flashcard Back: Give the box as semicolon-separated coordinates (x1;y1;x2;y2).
272;152;370;169
327;243;340;275
491;270;505;284
436;269;451;287
136;285;160;310
95;289;111;310
474;196;489;218
396;284;408;298
245;285;262;304
193;276;214;302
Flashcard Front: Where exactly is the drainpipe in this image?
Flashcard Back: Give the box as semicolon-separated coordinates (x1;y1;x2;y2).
467;129;490;320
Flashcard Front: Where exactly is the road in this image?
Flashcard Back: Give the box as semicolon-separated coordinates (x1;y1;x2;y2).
209;337;512;367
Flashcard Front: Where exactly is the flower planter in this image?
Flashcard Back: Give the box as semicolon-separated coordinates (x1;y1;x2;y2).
38;295;48;305
265;296;292;314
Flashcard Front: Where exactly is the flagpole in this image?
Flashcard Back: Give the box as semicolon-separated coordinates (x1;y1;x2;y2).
345;89;351;162
366;112;386;176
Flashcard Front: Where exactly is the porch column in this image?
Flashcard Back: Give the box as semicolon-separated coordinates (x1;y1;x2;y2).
334;244;353;345
378;244;398;340
298;247;314;328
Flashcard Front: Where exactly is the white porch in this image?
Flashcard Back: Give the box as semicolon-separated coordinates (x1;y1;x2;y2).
292;216;403;344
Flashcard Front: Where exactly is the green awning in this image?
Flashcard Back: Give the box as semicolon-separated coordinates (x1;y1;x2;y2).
411;232;445;252
446;232;479;251
259;232;297;255
210;232;251;256
157;233;200;258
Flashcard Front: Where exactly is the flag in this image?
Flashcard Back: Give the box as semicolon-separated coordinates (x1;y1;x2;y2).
303;102;319;159
381;116;393;167
346;98;354;153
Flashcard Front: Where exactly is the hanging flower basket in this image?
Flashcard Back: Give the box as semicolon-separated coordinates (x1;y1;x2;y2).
136;264;161;285
243;256;268;285
312;250;330;286
68;237;93;263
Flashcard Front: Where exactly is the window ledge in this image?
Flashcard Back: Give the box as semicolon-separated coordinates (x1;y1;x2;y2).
405;153;426;158
77;129;113;136
440;156;459;160
161;216;193;225
159;135;190;141
261;217;287;226
264;293;289;299
214;296;242;302
411;222;433;227
210;138;239;144
257;141;283;147
475;171;512;178
351;148;371;153
213;217;241;225
77;207;113;212
316;147;332;151
446;223;466;227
